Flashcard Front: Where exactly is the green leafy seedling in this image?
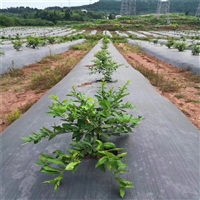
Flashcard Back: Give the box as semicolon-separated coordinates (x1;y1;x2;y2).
22;81;143;198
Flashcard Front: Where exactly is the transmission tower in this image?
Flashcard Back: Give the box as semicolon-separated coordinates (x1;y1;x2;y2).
196;3;200;17
156;0;170;24
120;0;136;16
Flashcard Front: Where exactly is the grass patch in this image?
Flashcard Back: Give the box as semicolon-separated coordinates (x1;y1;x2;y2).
117;43;143;53
5;109;22;125
193;85;200;89
19;101;36;113
195;92;200;96
28;41;97;92
111;36;127;44
70;41;97;51
27;59;75;92
2;67;24;78
38;54;65;64
186;99;200;104
135;64;180;92
174;94;185;99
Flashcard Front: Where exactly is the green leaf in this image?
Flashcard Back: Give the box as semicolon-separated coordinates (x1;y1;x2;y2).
35;161;45;166
43;180;55;184
41;169;60;175
46;158;65;166
120;188;125;198
98;163;106;172
21;137;31;142
125;185;134;189
81;140;92;147
103;142;116;149
117;152;127;158
42;166;60;173
65;161;80;171
95;156;107;168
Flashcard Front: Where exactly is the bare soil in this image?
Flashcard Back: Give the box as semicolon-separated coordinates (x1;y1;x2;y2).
0;50;89;132
116;43;200;129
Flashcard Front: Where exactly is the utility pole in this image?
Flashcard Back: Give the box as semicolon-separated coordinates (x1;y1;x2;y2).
156;0;170;24
120;0;136;16
196;3;200;18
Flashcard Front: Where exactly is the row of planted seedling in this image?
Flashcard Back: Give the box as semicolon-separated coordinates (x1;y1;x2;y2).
151;38;200;55
0;27;69;39
21;36;143;198
11;33;86;51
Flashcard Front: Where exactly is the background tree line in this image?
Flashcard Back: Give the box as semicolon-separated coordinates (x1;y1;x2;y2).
0;0;199;27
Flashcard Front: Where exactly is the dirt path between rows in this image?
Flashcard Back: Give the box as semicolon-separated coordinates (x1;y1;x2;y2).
1;42;199;132
116;43;200;129
0;49;89;132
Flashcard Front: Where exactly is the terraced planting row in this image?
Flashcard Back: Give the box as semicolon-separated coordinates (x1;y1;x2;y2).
1;36;199;200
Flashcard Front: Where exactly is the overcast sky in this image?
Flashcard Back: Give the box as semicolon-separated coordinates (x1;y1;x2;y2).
1;0;99;9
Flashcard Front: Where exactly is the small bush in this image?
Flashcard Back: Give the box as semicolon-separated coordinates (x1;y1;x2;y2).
192;44;200;55
166;39;175;49
12;41;23;51
48;37;56;44
152;39;158;44
89;49;120;82
22;81;143;198
174;42;188;51
26;36;40;49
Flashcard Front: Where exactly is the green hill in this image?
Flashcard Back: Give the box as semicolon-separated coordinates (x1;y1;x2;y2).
72;0;199;15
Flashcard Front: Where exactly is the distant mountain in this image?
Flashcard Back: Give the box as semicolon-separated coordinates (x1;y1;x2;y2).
0;0;199;15
71;0;199;15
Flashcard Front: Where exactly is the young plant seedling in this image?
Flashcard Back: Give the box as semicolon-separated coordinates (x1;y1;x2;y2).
152;39;158;44
12;41;23;51
89;38;120;82
173;42;188;52
89;49;121;82
192;44;200;55
22;81;143;198
26;36;40;49
165;39;175;49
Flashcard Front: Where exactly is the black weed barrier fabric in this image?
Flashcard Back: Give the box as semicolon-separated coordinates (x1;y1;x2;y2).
0;41;199;200
128;39;200;75
1;39;85;75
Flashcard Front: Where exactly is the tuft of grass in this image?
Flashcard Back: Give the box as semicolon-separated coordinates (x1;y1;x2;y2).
2;67;24;78
174;94;185;99
5;109;22;125
70;41;96;51
39;54;65;64
186;99;200;104
193;85;200;89
19;101;36;113
111;36;127;44
135;64;180;92
117;43;143;53
27;58;76;92
195;92;200;96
